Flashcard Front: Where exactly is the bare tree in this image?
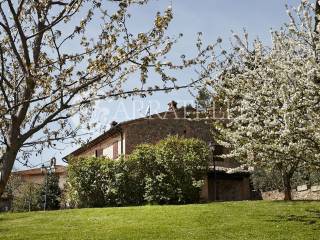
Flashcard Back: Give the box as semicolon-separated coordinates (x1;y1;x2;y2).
0;0;216;196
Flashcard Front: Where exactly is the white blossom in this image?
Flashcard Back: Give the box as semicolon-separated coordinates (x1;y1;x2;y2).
213;0;320;199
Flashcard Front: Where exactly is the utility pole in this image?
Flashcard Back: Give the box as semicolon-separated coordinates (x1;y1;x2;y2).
41;157;56;211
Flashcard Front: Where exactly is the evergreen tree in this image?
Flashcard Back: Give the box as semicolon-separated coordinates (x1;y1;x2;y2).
39;173;61;210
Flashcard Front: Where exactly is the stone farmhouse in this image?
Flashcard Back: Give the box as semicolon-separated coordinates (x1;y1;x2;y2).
65;101;252;201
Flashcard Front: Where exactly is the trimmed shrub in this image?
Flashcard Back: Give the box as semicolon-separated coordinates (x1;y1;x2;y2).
67;157;109;208
133;136;209;204
67;157;143;208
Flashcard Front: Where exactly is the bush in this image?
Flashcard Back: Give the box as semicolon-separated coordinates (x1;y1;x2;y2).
133;136;209;204
67;157;143;208
67;157;108;208
67;136;209;207
11;182;42;212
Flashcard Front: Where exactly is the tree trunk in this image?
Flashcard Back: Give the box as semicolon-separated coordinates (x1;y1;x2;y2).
0;149;19;197
316;0;320;34
283;174;292;201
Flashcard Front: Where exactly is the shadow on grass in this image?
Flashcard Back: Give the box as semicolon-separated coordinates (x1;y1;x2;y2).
265;200;320;204
267;209;320;229
0;214;30;222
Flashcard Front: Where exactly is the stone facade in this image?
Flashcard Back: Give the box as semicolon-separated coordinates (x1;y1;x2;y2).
124;118;212;154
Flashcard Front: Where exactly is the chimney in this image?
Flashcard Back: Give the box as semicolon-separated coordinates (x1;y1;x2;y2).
168;101;178;111
110;121;118;128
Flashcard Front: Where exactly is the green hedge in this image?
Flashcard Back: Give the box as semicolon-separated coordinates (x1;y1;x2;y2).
67;136;209;207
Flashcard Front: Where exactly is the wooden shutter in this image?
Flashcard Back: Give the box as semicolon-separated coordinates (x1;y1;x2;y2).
96;149;103;157
113;142;118;159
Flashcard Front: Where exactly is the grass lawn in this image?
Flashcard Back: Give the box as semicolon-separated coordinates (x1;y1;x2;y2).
0;201;320;240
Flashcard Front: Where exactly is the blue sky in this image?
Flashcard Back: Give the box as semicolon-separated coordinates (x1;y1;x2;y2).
19;0;303;169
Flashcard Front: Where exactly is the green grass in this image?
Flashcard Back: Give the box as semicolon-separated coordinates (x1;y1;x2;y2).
0;201;320;240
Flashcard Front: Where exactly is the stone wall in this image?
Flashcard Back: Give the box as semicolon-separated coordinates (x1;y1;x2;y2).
262;185;320;200
124;118;213;155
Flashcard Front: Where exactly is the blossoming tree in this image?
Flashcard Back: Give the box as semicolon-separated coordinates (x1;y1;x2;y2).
0;0;216;197
213;0;320;200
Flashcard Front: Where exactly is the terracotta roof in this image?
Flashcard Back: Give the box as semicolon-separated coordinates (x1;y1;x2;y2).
13;165;67;176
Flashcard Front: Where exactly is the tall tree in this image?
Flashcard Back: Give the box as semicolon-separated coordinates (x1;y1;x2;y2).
213;0;320;200
315;0;320;33
38;172;61;210
0;0;215;196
